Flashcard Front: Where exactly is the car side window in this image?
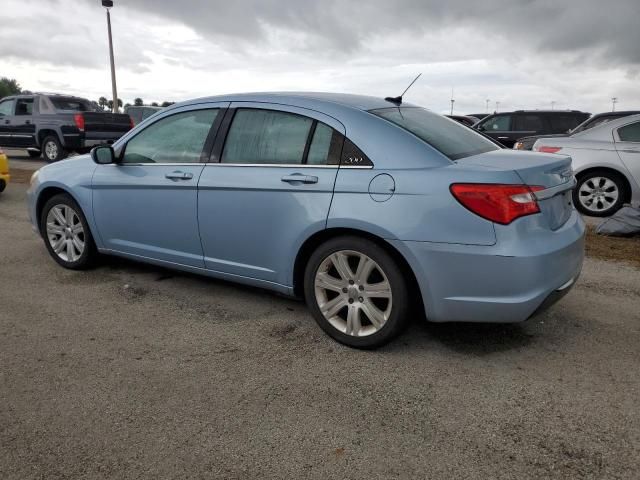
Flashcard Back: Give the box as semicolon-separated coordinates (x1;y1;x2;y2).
514;114;544;132
617;121;640;142
222;109;314;165
480;115;511;131
0;99;15;116
122;109;219;164
15;98;34;116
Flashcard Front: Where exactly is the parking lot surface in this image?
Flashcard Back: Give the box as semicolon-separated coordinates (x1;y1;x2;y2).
1;181;639;479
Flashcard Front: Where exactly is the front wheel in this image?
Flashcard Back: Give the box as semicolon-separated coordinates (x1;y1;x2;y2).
573;170;628;217
304;236;410;349
40;193;98;269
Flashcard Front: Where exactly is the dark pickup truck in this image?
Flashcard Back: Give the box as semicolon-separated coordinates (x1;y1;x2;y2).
0;93;132;162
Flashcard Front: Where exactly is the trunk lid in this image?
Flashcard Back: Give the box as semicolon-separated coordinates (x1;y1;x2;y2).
458;150;575;229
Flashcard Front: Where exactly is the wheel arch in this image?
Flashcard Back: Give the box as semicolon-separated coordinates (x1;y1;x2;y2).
292;227;425;316
37;128;61;146
35;186;83;235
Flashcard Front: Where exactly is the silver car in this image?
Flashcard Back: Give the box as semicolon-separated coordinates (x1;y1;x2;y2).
533;114;640;216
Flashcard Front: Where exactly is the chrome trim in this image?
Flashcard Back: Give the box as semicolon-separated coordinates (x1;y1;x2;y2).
63;133;81;137
104;163;204;167
557;277;575;291
533;178;577;200
204;163;339;169
12;134;34;138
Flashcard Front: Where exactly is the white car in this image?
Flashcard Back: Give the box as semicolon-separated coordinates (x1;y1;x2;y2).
533;114;640;216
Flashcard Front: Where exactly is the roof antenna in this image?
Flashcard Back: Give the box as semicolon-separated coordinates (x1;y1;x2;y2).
385;73;422;105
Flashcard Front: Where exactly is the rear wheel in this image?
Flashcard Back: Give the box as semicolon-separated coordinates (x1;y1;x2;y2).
41;135;67;163
40;193;97;269
304;236;410;349
573;170;628;217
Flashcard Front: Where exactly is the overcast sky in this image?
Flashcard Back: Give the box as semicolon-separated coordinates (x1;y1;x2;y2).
1;0;638;114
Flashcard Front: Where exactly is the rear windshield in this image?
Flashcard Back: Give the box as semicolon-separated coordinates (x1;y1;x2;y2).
370;107;498;160
50;97;95;112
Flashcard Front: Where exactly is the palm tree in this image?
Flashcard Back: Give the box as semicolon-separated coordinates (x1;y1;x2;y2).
151;102;159;107
134;97;143;106
98;96;108;110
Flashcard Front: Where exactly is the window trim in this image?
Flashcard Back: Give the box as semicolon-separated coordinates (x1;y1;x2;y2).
115;107;224;166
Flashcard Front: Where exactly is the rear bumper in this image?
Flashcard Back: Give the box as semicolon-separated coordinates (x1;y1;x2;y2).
392;211;585;323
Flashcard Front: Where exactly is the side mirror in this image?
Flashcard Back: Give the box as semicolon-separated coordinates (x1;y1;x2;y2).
91;145;116;164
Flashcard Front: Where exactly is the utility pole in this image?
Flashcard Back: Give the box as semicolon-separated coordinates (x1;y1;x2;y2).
611;97;618;112
551;101;556;110
103;0;119;113
485;98;490;113
450;87;455;115
495;101;500;113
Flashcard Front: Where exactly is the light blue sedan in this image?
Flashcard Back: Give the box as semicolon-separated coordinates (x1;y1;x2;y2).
27;93;585;348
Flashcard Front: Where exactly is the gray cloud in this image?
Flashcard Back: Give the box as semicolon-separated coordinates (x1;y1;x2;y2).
91;0;640;66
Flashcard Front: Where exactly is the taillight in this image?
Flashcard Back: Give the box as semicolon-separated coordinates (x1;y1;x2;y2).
450;183;545;225
74;113;85;131
537;146;562;154
128;115;135;129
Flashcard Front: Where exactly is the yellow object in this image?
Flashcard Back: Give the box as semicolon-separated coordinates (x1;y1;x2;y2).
0;148;9;192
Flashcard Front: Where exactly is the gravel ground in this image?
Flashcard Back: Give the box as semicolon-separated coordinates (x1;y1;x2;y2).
1;182;639;479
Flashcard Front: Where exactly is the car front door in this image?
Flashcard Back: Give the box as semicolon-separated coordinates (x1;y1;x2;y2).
614;120;640;187
477;114;514;147
197;104;344;288
92;104;226;267
13;97;36;147
0;98;16;147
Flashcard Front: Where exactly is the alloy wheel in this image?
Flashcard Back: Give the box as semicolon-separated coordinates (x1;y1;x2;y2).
46;204;85;262
578;176;619;213
45;141;58;161
314;250;393;337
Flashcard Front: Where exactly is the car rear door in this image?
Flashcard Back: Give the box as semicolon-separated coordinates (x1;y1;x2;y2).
13;97;37;147
513;113;546;142
92;104;227;267
614;120;640;186
197;103;344;288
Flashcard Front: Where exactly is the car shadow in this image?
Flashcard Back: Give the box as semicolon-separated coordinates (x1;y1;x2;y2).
97;255;537;355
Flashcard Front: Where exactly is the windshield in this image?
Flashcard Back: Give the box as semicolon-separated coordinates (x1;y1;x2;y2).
50;97;96;112
370;107;499;160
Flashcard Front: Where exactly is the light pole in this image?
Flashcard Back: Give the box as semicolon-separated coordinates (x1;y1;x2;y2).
450;87;455;115
102;0;119;113
551;101;556;110
611;97;618;112
495;101;500;113
485;98;490;113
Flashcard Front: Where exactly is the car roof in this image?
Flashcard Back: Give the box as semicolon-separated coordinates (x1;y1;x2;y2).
174;92;419;113
590;110;640;118
491;110;588;115
573;113;640;140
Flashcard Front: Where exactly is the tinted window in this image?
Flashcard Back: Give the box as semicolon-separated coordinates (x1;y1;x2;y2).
371;107;498;160
618;122;640;142
122;109;218;164
15;98;34;116
479;115;511;131
0;99;15;116
514;114;544;132
549;114;582;132
341;138;373;166
50;97;95;112
222;109;313;165
307;123;342;165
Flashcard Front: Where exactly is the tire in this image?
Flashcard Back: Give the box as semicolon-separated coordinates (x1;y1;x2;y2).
304;236;410;349
41;135;67;163
0;179;5;193
573;169;628;217
40;193;98;269
27;150;42;158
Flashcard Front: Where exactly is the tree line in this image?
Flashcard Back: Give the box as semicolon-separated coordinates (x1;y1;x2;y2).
1;77;175;110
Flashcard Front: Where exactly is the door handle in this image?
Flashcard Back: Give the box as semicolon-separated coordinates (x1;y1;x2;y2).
25;120;31;125
165;171;194;180
3;120;9;124
281;174;318;184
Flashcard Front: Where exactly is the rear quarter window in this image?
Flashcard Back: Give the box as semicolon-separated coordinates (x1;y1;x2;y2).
370;107;498;160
